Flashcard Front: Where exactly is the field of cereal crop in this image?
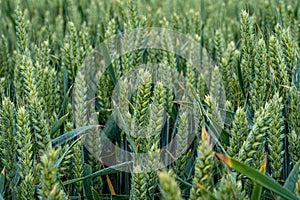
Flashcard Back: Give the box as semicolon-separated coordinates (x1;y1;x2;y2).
0;0;300;199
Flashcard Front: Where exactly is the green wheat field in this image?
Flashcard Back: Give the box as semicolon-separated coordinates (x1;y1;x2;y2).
0;0;300;199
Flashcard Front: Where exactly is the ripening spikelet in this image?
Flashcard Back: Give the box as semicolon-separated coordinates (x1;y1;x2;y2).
160;59;175;116
289;130;300;165
276;25;296;85
158;170;182;200
213;173;249;200
131;16;147;68
277;0;289;26
38;149;65;199
15;6;27;55
196;73;206;103
104;18;116;51
97;73;113;122
133;69;152;121
35;40;59;121
121;0;139;75
128;0;138;28
0;35;12;88
267;93;285;180
114;77;132;133
263;1;275;30
14;6;28;100
16;106;35;200
72;71;88;196
210;65;224;108
173;96;191;178
240;10;255;93
227;107;249;158
268;35;289;92
186;61;196;98
225;100;233;112
66;0;81;29
136;82;166;199
72;141;83;196
238;102;271;169
231;49;244;108
288;87;300;164
73;71;88;129
204;94;222;127
35;39;51;69
62;22;80;86
214;29;224;66
121;22;131;76
79;23;92;54
190;127;214;199
22;49;51;154
84;115;103;193
219;42;235;103
135;149;161;200
161;19;177;74
130;165;148;200
147;82;166;150
104;18;121;80
250;38;272;112
132;69;152;151
0;97;16;198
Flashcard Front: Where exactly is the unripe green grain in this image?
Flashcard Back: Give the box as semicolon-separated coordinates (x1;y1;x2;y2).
228;107;249;158
159;170;182;200
269;35;289;91
39;149;65;199
238;102;271;169
240;10;255;93
0;97;16;198
190;128;214;199
214;174;249;200
250;38;272;112
130;165;148;200
288;87;300;164
173;97;191;178
267;93;285;180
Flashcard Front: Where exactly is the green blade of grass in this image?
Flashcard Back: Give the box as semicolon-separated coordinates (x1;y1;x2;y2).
63;161;132;185
216;153;299;200
99;34;117;85
284;162;300;192
58;85;73;118
83;164;93;199
251;156;267;200
56;137;81;167
195;183;219;200
50;112;69;136
52;125;97;146
191;86;230;147
91;187;101;200
0;169;4;194
176;176;193;188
